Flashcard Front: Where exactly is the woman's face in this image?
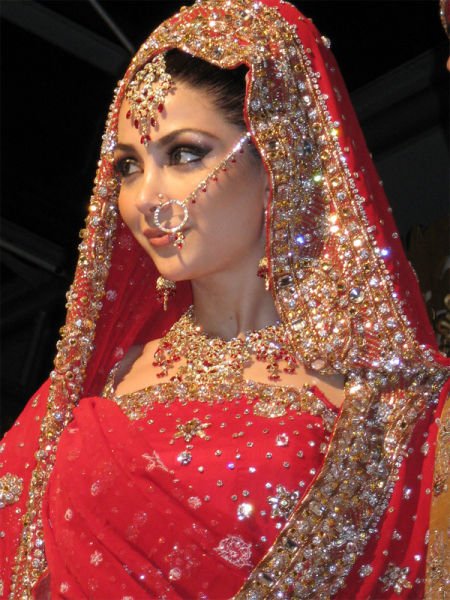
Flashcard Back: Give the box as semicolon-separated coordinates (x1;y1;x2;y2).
115;80;269;283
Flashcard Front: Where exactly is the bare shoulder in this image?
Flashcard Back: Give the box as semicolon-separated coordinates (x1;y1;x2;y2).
113;339;162;396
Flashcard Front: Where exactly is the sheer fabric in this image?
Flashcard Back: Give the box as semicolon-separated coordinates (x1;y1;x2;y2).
1;1;449;598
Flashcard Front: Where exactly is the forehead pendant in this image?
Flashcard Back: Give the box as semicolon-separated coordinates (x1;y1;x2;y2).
153;132;252;249
125;53;173;146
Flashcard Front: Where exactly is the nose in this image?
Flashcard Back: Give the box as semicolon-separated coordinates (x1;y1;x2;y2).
136;197;158;217
135;169;164;217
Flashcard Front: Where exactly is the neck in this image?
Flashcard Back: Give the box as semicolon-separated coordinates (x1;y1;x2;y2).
191;264;279;340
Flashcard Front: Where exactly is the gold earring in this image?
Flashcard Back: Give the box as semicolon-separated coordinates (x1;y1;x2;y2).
156;276;176;311
257;257;270;291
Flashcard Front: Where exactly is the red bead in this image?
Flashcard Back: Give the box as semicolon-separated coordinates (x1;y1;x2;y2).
158;103;164;113
202;187;207;192
126;110;131;119
150;117;156;127
231;158;236;163
134;119;139;129
192;199;196;204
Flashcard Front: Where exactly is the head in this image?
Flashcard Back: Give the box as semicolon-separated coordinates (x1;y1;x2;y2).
115;49;269;284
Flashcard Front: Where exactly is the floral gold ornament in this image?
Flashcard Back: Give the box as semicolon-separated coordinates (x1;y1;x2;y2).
156;276;176;311
173;418;211;442
152;307;298;384
125;54;173;145
267;484;300;520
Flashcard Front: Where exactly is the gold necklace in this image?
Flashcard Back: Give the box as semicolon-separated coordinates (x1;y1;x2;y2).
153;307;298;385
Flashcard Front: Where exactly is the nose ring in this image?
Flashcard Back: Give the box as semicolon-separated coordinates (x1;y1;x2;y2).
153;199;189;234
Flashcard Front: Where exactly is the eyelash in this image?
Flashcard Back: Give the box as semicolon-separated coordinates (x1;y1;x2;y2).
113;144;210;178
169;144;209;166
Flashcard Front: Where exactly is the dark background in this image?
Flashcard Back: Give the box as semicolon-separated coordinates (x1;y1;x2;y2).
1;0;449;433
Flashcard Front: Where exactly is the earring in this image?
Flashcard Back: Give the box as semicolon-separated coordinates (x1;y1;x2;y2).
257;257;270;291
156;276;176;311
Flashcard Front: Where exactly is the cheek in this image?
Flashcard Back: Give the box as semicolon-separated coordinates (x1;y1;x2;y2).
117;190;136;229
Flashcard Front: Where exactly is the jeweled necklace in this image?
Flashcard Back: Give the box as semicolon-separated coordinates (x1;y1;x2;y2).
153;307;298;384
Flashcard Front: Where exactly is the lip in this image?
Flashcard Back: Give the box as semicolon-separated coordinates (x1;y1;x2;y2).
143;228;186;248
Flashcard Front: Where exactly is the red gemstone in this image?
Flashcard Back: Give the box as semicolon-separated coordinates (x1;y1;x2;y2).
134;119;139;129
231;157;236;163
202;187;207;192
158;103;164;113
126;110;131;119
150;117;156;127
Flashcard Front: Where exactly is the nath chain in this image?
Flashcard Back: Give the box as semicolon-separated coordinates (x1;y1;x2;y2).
154;132;251;248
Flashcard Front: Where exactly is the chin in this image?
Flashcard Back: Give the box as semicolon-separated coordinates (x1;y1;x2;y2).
152;256;198;284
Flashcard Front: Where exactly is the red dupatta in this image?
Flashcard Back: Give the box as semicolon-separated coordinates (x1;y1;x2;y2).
1;1;448;598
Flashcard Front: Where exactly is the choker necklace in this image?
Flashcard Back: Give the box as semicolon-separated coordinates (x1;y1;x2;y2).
153;307;298;385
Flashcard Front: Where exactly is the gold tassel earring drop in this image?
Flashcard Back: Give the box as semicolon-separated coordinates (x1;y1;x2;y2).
156;276;176;311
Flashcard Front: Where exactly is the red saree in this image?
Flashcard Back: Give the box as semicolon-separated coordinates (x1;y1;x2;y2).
1;1;449;598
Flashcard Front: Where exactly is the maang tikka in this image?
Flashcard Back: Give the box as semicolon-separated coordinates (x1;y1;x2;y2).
125;54;173;146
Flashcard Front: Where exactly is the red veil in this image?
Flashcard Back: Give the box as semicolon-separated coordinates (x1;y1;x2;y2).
1;1;448;598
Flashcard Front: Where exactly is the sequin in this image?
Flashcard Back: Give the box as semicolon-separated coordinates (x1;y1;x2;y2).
276;433;289;447
177;451;192;465
237;503;254;520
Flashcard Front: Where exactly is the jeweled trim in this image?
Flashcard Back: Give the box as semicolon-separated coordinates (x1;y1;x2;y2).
103;369;337;433
0;473;23;509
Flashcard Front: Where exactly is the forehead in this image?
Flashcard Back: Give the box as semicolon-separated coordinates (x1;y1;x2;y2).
117;81;239;140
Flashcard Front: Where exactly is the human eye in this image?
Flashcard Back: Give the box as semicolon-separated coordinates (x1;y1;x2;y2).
169;144;209;167
113;156;140;178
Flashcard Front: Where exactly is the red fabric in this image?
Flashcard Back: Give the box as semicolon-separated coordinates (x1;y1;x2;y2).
41;391;336;598
1;1;449;598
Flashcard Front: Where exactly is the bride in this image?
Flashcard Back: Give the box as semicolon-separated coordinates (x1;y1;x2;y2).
1;1;448;598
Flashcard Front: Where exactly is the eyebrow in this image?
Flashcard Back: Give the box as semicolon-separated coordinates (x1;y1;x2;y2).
115;128;219;153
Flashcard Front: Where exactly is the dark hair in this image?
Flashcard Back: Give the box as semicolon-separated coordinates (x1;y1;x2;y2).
164;49;248;130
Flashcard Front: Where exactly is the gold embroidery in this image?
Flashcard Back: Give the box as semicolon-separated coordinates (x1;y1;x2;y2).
433;403;450;497
174;418;211;442
425;528;450;599
379;563;413;595
104;365;337;433
426;397;450;598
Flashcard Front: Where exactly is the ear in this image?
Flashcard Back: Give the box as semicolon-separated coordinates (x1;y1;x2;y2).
263;170;271;211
